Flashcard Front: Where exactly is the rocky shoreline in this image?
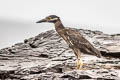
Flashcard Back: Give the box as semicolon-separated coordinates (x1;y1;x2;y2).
0;28;120;80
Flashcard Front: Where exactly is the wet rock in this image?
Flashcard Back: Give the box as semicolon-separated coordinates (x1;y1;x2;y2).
0;28;120;80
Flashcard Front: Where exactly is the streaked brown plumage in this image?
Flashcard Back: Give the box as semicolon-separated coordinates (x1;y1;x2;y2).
36;15;101;69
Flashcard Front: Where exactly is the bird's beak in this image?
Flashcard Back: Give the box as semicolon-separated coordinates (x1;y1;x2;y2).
36;19;47;23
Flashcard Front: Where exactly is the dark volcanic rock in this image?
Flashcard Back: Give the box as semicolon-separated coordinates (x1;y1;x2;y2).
0;28;120;80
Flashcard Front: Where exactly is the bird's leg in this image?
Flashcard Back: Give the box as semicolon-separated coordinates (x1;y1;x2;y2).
76;58;83;69
72;48;83;70
71;48;83;69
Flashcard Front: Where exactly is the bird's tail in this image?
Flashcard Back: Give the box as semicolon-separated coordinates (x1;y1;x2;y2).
90;46;102;58
83;42;102;58
95;50;102;58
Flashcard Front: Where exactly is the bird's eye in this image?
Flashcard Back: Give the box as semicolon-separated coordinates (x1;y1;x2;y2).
48;17;52;20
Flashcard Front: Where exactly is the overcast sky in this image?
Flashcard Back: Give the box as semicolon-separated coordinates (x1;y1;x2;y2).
0;0;120;49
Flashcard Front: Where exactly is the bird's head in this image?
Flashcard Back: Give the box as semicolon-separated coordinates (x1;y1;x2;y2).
36;15;60;23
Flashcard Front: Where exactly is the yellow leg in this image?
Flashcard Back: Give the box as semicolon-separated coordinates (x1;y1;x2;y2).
72;48;84;69
76;58;83;69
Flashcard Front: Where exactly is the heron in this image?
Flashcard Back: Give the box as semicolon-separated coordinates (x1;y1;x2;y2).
36;15;101;69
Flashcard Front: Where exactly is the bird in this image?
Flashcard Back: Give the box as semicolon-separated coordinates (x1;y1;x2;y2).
36;15;101;69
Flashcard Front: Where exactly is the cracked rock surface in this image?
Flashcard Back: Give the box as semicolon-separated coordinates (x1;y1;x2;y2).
0;28;120;80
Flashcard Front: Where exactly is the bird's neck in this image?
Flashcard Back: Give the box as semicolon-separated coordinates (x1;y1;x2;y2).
54;20;65;31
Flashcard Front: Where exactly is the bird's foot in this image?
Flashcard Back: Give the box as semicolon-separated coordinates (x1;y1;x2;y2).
76;59;83;70
75;59;88;70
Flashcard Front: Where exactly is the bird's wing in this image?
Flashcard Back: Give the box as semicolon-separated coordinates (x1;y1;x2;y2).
65;29;101;58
